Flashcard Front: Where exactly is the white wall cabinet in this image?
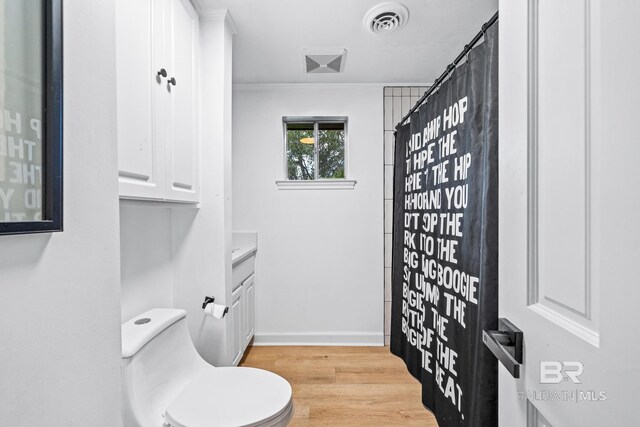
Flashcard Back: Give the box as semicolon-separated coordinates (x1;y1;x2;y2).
116;0;199;203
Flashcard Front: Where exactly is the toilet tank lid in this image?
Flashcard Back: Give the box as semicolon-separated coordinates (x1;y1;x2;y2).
121;308;187;358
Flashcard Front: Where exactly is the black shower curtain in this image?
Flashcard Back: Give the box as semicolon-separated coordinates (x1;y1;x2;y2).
391;24;498;426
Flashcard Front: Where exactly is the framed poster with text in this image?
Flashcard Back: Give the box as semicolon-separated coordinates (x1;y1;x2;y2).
0;0;62;235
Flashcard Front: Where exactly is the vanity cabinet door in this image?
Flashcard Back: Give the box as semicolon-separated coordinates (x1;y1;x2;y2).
231;285;243;366
243;274;255;348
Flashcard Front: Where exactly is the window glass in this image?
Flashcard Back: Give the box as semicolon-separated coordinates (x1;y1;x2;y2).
286;122;315;180
318;122;345;179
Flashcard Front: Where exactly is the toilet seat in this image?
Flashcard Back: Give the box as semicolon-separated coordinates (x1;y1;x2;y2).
163;367;294;427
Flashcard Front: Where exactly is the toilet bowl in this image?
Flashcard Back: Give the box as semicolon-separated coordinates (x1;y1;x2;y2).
121;308;293;427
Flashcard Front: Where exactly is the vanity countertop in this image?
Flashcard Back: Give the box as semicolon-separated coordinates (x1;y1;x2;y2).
231;232;258;267
231;245;257;266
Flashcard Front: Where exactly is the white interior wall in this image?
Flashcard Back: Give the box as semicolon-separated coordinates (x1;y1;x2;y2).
232;84;384;345
0;0;123;425
120;205;173;322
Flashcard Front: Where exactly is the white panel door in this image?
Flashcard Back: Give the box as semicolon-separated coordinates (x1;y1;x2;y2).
498;0;640;425
116;0;166;200
165;0;199;202
243;274;255;347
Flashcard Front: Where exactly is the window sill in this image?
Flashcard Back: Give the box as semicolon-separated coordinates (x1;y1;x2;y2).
275;179;357;190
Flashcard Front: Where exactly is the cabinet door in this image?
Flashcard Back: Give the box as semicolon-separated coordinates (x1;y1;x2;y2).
230;285;243;366
165;0;199;202
243;274;255;347
116;0;166;200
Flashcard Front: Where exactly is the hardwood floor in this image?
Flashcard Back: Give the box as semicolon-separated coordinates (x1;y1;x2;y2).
239;346;438;427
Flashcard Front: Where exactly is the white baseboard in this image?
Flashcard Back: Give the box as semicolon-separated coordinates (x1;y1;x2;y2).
252;331;384;346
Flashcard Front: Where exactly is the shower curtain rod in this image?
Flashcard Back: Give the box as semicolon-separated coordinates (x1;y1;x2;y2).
395;11;499;130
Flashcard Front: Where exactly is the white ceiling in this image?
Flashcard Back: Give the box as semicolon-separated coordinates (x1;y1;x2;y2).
197;0;498;84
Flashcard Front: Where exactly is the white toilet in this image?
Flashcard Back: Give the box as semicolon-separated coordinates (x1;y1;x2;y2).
121;308;294;427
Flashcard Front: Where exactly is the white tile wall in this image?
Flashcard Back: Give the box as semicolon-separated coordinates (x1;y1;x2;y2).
384;200;393;234
392;96;402;127
384;97;394;130
401;96;411;118
384;165;394;200
384;301;392;335
382;85;428;345
384;233;392;268
384;267;392;301
384;131;395;165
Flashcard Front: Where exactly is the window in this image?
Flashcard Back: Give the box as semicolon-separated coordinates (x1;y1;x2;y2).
283;117;347;181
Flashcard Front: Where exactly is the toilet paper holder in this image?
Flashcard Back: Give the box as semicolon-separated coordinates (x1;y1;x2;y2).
201;296;229;318
202;296;215;309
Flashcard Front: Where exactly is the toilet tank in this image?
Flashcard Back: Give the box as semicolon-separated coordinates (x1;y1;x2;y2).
121;309;209;427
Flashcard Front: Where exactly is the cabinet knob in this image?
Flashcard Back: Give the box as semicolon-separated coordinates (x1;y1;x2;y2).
157;68;167;78
168;77;177;86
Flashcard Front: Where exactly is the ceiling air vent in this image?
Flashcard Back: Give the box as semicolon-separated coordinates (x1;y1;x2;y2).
302;48;347;74
363;2;409;35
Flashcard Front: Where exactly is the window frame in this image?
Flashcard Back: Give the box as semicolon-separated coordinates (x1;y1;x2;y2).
282;116;349;181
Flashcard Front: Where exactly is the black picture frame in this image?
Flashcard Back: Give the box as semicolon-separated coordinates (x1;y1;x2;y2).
0;0;63;235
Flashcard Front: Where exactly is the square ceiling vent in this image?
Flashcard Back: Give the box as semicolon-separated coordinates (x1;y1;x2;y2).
302;48;347;74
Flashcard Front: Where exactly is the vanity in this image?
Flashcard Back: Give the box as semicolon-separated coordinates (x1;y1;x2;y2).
229;232;258;365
